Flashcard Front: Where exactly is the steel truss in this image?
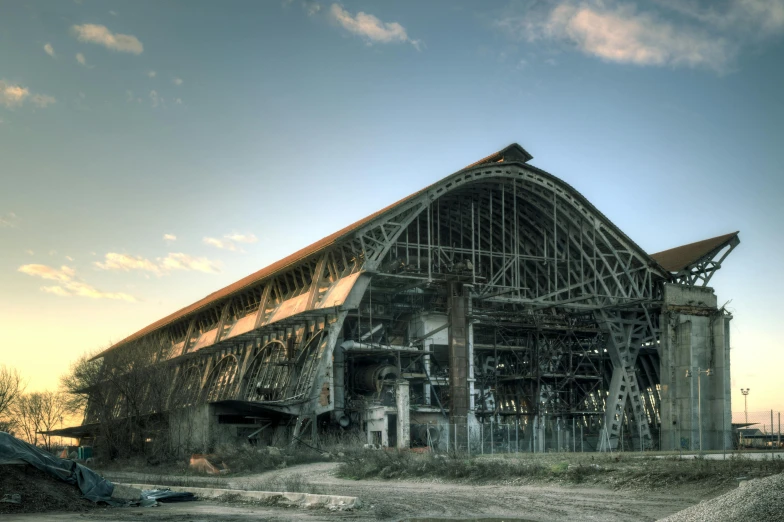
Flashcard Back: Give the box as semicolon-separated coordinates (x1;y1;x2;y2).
82;145;732;451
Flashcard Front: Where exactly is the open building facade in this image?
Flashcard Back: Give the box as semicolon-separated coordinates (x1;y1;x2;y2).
65;144;740;453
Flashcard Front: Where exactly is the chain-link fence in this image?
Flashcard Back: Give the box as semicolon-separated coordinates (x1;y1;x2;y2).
411;418;605;454
733;410;783;449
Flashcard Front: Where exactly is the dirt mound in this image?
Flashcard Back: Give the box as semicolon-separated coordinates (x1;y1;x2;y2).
0;464;97;514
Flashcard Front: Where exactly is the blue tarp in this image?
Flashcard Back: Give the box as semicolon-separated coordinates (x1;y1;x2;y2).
0;431;115;503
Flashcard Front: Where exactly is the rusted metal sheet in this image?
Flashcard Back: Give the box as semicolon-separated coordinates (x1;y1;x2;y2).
316;272;360;310
223;313;256;340
190;327;218;352
651;232;739;272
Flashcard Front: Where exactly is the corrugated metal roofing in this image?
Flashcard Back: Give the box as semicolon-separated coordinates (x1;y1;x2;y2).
650;232;739;272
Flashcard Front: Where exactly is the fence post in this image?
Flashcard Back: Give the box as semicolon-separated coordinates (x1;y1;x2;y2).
455;423;458;454
480;422;484;454
580;421;583;452
446;423;449;453
467;422;470;456
515;417;519;453
772;410;775;452
491;418;494;455
506;421;512;453
572;418;576;453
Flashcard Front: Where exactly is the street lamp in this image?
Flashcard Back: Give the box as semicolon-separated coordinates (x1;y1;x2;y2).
686;367;712;453
741;388;750;424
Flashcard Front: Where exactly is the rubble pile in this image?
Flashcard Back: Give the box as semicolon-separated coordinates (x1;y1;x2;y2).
662;473;784;522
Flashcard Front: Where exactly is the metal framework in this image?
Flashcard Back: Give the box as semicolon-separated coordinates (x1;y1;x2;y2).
76;144;738;451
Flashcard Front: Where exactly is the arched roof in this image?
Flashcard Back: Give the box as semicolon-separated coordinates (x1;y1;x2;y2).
100;143;671;354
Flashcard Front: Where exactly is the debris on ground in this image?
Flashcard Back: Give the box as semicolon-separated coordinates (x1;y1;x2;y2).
189;454;230;475
661;472;784;521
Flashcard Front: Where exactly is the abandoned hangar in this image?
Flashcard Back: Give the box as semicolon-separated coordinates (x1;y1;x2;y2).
66;143;740;453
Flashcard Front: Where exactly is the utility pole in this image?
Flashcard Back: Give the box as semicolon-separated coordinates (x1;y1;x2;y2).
741;388;750;424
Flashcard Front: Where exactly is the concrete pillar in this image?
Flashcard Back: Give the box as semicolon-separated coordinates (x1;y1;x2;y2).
448;283;469;429
659;284;730;451
396;379;410;449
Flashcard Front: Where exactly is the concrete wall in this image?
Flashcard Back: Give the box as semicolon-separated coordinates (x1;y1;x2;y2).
660;284;731;451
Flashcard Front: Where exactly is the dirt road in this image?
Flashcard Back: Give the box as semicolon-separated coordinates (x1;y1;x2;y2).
6;462;723;521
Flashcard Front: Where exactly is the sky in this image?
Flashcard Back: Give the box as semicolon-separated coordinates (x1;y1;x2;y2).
1;0;783;415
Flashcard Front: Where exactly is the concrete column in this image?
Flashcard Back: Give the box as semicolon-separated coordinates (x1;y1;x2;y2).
396;379;410;449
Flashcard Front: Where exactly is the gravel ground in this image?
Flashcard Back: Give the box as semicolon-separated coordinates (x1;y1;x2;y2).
103;462;710;521
661;473;784;522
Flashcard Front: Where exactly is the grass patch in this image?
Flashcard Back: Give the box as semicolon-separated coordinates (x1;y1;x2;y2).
336;449;784;489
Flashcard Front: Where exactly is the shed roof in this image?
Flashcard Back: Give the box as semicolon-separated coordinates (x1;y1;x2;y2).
650;232;739;272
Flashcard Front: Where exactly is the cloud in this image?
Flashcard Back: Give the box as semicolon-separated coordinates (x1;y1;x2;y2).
95;252;162;274
149;89;162;108
65;255;74;261
203;232;258;252
656;0;784;37
305;1;321;16
225;233;258;244
0;81;29;108
44;43;55;57
172;77;183;85
25;250;34;255
18;264;74;282
495;0;784;73
163;233;177;242
147;70;156;78
203;237;237;251
159;253;221;274
329;4;421;49
31;94;56;108
0;212;19;227
174;98;183;105
71;23;144;54
19;263;136;302
76;52;88;66
109;10;118;16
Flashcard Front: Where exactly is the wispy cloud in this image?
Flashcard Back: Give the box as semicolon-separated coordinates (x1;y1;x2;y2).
172;77;183;86
149;89;162;108
329;4;422;50
31;94;56;108
225;233;258;244
95;252;162;274
76;52;89;67
496;0;784;73
203;232;258;252
71;23;144;54
25;250;34;255
18;263;136;302
163;233;177;242
160;253;221;274
65;255;74;261
147;70;156;78
44;43;55;58
203;237;237;251
94;250;221;275
0;212;19;227
1;82;54;110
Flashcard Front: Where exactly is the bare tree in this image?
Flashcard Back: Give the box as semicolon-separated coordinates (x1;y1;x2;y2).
12;391;69;450
0;365;25;433
60;336;176;459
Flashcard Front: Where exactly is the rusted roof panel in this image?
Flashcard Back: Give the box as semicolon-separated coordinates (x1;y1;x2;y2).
650;232;739;272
